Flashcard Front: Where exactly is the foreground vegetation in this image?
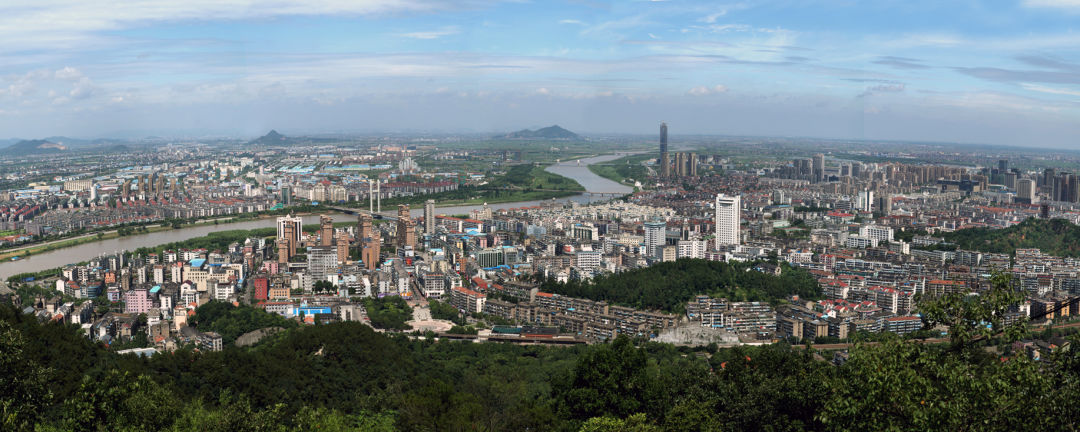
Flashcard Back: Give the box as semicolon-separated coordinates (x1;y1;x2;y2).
4;275;1080;431
537;259;823;313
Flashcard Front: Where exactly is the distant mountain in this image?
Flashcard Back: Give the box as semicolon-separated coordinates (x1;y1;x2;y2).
3;139;68;156
250;130;289;145
501;125;579;140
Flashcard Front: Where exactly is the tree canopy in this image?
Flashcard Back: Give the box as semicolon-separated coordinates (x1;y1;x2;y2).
942;217;1080;257
538;259;822;313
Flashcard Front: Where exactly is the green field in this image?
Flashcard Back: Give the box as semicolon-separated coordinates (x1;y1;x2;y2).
588;154;652;185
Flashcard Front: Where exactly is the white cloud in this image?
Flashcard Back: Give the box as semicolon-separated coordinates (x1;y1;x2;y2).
54;66;82;80
1022;0;1080;10
0;1;501;52
1021;83;1080;97
68;77;95;99
688;84;728;96
399;26;460;39
535;87;551;95
702;12;727;23
558;19;585;25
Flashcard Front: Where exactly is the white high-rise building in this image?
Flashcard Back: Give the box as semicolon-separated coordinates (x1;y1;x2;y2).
714;194;741;247
856;190;874;213
643;221;666;258
276;215;303;244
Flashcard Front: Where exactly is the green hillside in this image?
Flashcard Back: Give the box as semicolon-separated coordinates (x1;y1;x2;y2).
538;259;822;313
943;218;1080;257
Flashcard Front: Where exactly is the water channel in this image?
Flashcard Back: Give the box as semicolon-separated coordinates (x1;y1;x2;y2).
0;153;637;280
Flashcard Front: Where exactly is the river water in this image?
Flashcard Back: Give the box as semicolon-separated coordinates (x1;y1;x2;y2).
0;154;634;280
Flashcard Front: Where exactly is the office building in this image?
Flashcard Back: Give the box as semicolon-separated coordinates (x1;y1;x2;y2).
715;194;741;247
277;215;303;246
644;221;666;258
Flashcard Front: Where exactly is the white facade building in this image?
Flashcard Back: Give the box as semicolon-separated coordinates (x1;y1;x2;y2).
714;194;741;247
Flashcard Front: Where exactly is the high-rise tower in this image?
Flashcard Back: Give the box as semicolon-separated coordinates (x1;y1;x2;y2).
319;215;333;247
714;194;741;248
660;122;670;178
812;153;825;183
396;205;416;248
424;199;436;234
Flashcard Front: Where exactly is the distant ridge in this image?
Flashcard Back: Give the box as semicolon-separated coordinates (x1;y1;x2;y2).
3;139;67;156
250;130;289;145
500;125;579;140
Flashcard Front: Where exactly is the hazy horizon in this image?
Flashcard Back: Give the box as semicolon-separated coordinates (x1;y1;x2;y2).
2;1;1079;148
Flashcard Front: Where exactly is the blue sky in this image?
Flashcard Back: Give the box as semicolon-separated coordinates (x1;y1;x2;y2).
1;0;1080;147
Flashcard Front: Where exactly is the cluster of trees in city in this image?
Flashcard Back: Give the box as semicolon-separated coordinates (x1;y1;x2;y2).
192;302;297;345
5;277;1080;431
343;163;586;209
361;296;413;330
131;228;276;258
428;299;466;325
942;217;1080;257
536;259;822;313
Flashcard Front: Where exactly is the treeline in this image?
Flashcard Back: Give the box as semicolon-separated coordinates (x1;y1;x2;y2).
942;217;1080;257
132;228;276;257
6;296;1080;431
538;259;823;313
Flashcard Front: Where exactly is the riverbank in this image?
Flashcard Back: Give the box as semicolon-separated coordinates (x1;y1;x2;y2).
586;153;652;186
0;155;629;280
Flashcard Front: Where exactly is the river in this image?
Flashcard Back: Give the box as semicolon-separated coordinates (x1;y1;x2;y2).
0;154;635;280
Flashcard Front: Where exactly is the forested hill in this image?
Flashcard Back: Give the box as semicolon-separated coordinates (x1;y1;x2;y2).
5;296;1080;431
943;217;1080;257
538;259;823;313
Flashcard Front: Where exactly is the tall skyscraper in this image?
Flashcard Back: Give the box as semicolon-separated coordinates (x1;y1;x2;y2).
424;199;436;234
276;215;303;246
397;205;416;248
358;213;380;270
714;194;741;247
998;159;1009;173
1016;178;1036;205
856;190;874;213
1043;168;1056;188
812;153;825;183
660;122;670;178
319;215;333;247
280;186;292;205
644;221;666;258
876;194;893;215
307;246;338;284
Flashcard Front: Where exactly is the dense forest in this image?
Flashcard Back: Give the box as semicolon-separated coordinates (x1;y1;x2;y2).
4;278;1080;431
538;259;823;313
193;302;298;345
942;217;1080;257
